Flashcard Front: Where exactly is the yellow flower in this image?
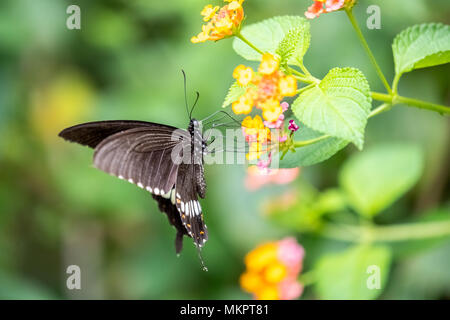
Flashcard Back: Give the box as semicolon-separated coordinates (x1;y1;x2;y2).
201;5;220;22
244;242;278;270
278;75;297;96
241;115;264;136
261;99;282;122
240;272;262;293
247;142;264;160
232;93;253;115
258;53;280;75
233;65;254;86
255;286;279;300
263;262;287;283
192;0;245;43
239;238;305;300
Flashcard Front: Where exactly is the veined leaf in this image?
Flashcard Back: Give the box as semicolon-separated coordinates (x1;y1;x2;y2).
233;16;309;61
222;81;248;108
292;68;371;150
393;23;450;76
276;24;311;66
339;143;424;217
315;245;392;300
279;124;348;168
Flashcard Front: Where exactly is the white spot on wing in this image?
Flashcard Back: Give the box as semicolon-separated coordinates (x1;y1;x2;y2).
137;182;144;189
146;186;152;193
154;188;160;195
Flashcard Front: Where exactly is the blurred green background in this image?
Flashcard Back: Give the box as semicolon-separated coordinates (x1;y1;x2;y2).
0;0;449;299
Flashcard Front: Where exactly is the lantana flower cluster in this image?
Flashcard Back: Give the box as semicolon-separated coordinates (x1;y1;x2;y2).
232;53;299;165
191;0;245;43
240;237;305;300
305;0;355;19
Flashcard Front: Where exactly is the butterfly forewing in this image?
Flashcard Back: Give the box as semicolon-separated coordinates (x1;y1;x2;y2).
92;127;186;194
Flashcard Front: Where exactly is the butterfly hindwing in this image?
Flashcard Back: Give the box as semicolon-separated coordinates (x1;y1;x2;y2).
174;163;208;248
152;194;188;254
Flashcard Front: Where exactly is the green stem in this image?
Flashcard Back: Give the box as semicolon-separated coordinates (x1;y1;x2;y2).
368;103;391;118
345;8;392;94
293;134;330;148
397;95;450;115
298;270;317;286
372;92;450;115
235;32;264;55
296;83;315;95
321;220;450;243
392;73;402;95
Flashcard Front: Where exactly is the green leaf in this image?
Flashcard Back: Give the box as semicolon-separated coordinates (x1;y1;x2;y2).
292;68;371;150
393;23;450;76
279;124;348;168
276;24;311;66
221;81;254;108
339;143;424;217
233;16;309;61
315;245;392;300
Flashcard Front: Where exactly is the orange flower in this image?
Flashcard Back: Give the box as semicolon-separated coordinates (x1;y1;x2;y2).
246;142;264;160
233;65;254;86
240;238;305;300
191;0;245;43
261;99;283;122
278;75;297;96
242;115;264;136
258;53;280;75
305;0;355;19
232;92;253;114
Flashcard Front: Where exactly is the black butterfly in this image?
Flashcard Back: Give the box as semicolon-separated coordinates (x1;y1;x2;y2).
59;118;209;261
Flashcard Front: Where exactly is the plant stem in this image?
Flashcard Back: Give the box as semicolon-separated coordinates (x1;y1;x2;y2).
371;92;450;115
298;270;317;286
235;32;264;55
345;8;392;94
368;103;391;118
397;95;450;115
321;220;450;243
293;134;330;148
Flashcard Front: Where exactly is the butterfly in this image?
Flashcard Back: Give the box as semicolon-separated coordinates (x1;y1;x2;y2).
59;117;210;265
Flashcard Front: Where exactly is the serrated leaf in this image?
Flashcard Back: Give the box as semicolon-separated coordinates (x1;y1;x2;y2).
393;23;450;76
315;245;392;300
222;81;247;108
339;143;424;217
233;16;309;61
279;124;348;168
292;68;371;150
276;24;311;66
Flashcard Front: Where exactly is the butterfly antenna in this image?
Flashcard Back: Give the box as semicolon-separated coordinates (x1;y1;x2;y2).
182;70;191;120
189;91;200;120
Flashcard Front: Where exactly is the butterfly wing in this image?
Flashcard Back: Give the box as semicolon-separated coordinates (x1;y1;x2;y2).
152;194;188;254
58;120;175;148
174;163;208;248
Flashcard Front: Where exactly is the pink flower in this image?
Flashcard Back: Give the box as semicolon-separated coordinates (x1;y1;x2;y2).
281;101;289;112
278;135;288;143
264;113;284;129
279;280;304;300
326;0;345;12
245;167;300;191
288;119;299;132
278;237;305;273
305;0;346;19
305;1;325;19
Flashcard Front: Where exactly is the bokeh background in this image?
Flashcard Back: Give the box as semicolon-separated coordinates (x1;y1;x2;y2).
0;0;449;299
